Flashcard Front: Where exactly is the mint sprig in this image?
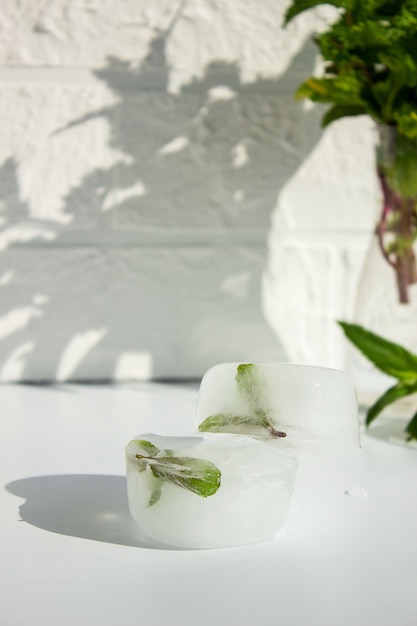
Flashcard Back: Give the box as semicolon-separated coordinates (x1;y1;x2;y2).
132;440;221;506
284;2;417;304
338;321;417;440
198;364;286;439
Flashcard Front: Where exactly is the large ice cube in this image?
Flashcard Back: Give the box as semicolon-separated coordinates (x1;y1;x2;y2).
196;363;360;454
126;434;297;549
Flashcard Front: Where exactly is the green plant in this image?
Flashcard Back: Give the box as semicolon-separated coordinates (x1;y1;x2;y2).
284;0;417;303
339;321;417;440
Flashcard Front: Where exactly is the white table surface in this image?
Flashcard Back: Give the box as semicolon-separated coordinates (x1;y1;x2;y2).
1;382;417;626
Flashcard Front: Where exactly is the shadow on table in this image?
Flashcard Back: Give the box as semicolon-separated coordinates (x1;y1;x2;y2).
5;474;185;551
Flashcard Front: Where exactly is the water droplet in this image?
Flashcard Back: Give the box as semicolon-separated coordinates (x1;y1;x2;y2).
345;486;368;497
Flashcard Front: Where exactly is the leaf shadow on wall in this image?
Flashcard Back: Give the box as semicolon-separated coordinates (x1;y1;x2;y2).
0;28;324;381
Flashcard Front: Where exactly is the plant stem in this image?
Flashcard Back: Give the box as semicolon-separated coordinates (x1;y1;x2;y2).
268;425;287;438
377;168;417;304
257;409;287;438
394;197;416;303
376;168;397;269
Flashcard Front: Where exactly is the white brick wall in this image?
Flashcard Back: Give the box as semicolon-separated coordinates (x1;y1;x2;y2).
0;0;382;386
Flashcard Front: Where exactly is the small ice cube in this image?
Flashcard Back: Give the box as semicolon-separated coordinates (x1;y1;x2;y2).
195;363;360;454
126;434;297;549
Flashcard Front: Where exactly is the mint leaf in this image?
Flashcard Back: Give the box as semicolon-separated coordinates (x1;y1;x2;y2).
198;364;286;438
339;321;417;439
147;483;162;507
198;412;286;438
338;321;417;381
148;456;221;498
134;440;160;457
284;0;346;25
322;104;367;127
366;382;417;426
198;413;268;436
134;441;221;504
405;412;417;441
235;363;268;412
145;470;163;507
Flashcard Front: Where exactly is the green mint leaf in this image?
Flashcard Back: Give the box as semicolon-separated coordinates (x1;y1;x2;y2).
148;456;221;498
338;321;417;382
134;440;160;457
198;412;268;435
235;363;267;412
147;483;162;507
322;104;367;127
198;364;286;438
284;0;346;25
198;413;265;435
198;412;285;438
145;471;163;507
405;412;417;441
366;382;417;426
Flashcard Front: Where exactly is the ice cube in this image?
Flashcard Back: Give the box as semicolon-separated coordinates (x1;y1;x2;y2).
126;433;297;549
195;363;360;454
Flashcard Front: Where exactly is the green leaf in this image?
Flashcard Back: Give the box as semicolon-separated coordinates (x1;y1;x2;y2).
198;364;286;438
372;51;417;120
147;484;162;507
235;363;267;412
405;411;417;441
338;321;417;381
295;77;360;105
284;0;347;25
322;103;367;126
144;471;163;507
395;107;417;140
385;132;417;196
133;441;222;502
285;0;417;130
198;412;272;437
134;440;160;457
366;382;417;425
148;456;221;498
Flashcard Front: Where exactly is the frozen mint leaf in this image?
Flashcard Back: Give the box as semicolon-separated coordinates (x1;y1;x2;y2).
145;471;163;508
199;413;268;436
338;321;417;382
198;363;286;438
147;484;162;507
198;412;286;438
148;456;221;498
134;440;160;457
135;449;221;501
235;363;268;412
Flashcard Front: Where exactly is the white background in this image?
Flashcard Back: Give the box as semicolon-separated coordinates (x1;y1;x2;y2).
1;383;416;626
0;0;382;382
